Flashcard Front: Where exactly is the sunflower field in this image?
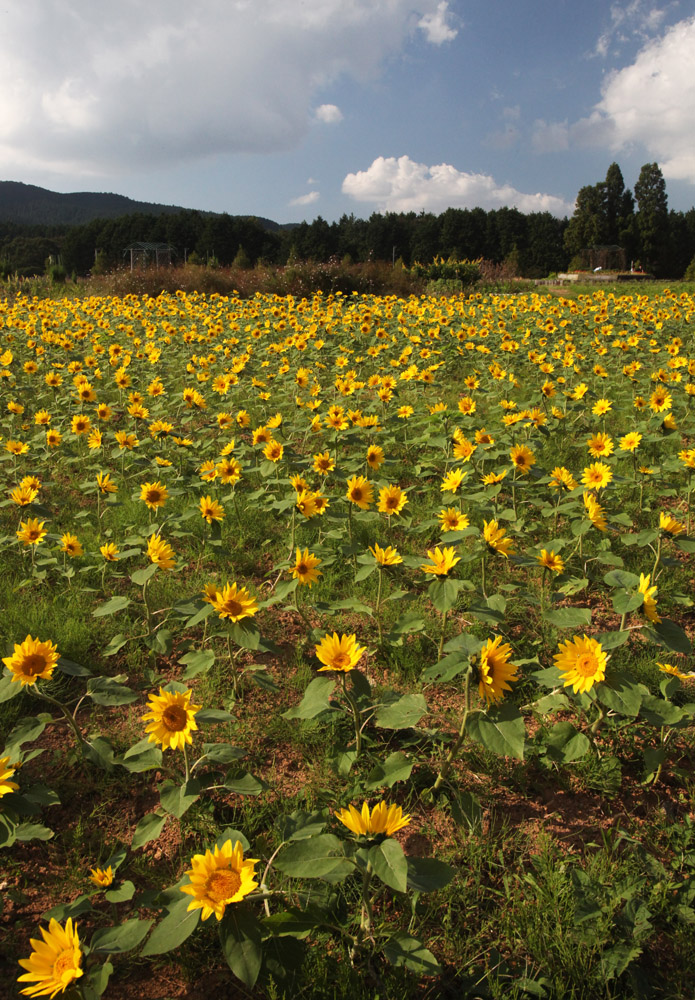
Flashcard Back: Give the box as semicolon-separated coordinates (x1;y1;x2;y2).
1;285;695;1000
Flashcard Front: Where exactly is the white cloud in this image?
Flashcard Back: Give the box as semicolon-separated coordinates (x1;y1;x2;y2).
531;119;570;154
592;1;669;59
289;190;320;206
314;104;343;124
577;16;695;181
342;156;574;216
0;0;454;176
417;1;458;45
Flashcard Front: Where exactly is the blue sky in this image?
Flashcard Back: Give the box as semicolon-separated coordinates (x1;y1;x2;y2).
1;1;694;222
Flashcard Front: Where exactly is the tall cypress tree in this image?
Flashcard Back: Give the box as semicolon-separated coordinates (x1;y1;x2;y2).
634;163;668;272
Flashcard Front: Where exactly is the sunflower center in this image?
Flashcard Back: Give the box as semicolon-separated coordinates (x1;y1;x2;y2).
297;563;308;575
575;653;598;678
162;705;188;731
21;653;47;676
206;867;242;902
53;949;77;981
332;651;351;669
351;488;363;502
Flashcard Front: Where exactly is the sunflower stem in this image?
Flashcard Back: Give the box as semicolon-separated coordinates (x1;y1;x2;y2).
375;565;384;646
651;535;663;580
432;670;470;793
29;688;88;755
437;609;448;662
341;672;363;758
183;743;190;783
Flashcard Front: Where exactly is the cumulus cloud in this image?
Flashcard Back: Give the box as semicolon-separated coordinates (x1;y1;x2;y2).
342;156;574;216
0;0;454;176
417;1;458;44
531;120;569;154
314;104;343;124
289;190;320;206
577;16;695;181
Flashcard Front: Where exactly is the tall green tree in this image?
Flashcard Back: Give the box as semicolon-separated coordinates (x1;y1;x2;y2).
634;162;669;273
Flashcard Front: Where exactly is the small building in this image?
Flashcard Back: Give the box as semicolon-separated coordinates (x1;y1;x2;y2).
123;242;177;270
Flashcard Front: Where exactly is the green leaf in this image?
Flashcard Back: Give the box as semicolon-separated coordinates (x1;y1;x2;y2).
0;672;22;704
87;676;137;706
92;595;132;617
639;694;685;726
201;743;246;765
450;791;483;834
611;591;643;615
596;672;642;717
603;570;640;589
543;721;590;763
130;563;158;586
14;821;54;842
102;633;129;657
642;747;666;783
0;813;17;848
4;715;47;754
365;752;413;790
283;677;336;719
131;812;167;850
218;906;263;988
81;961;113;1000
179;649;215;679
104;881;135;903
651;618;692;654
119;739;162;773
196;708;235;724
56;657;92;677
276;835;353;880
222;770;264;796
595;630;630;650
276;810;327;842
369;838;408;892
428;577;462;613
383;932;441;975
467;703;525;760
159;779;201;818
543;606;592;628
263;909;316;939
421;650;468;684
141;896;200;956
43;895;93;921
406;857;456;893
387;614;425;636
375;693;427;730
91;918;153;954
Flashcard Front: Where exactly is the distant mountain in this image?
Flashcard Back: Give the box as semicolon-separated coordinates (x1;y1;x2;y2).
0;180;286;231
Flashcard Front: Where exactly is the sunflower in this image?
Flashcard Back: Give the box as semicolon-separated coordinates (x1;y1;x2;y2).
45;429;62;448
554;635;608;694
483;519;514;558
140;481;168;511
217;457;242;485
6;440;29;455
659;512;685;536
439;508;469;532
638;573;660;623
100;543;119;561
16;518;47;547
59;533;83;558
312;451;335;475
17;917;83;998
586;432;614;459
377;484;408;517
315;632;366;672
366;445;385;470
583;491;607;532
481;469;508;486
0;755;19;798
619;432;642;453
538;549;564;573
199;495;225;524
142;686;201;751
3;635;59;687
346;475;373;510
211;582;258;622
453;437;477;462
335;800;410;838
180;840;259;921
263;439;284;462
582;462;613;491
89;866;114;889
657;662;691;681
96;471;117;493
369;543;402;566
9;484;38;506
421;546;460;576
440;468;467;493
296;489;319;518
147;533;176;571
71;414;91;435
510;444;535;475
549;466;577;492
649;387;672;412
478;636;518;705
292;548;322;587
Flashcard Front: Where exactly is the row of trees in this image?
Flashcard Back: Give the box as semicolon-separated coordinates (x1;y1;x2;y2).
1;162;694;280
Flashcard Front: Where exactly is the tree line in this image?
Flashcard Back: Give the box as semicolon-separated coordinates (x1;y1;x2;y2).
1;162;694;280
